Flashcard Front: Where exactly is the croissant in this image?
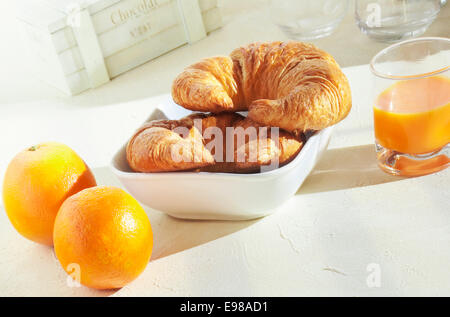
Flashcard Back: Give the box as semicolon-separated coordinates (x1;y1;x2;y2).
126;113;303;173
172;41;352;132
199;114;305;173
126;116;214;172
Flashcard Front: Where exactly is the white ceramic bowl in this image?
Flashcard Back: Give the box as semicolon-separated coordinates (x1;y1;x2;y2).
111;98;333;221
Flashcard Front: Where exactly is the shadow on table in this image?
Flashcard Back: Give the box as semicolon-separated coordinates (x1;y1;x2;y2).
149;214;260;261
297;144;405;195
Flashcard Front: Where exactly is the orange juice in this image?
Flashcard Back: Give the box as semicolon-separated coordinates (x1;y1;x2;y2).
374;76;450;155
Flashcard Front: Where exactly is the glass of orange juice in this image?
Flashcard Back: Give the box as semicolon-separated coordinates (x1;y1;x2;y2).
371;37;450;177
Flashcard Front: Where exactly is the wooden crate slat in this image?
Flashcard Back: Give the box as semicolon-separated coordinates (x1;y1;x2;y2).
105;24;187;77
97;0;181;58
203;7;222;33
198;0;217;12
176;0;206;43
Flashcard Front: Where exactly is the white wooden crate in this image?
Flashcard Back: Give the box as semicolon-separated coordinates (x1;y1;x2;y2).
17;0;222;95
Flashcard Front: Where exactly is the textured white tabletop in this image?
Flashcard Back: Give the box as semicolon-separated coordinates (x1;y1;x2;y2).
0;0;449;297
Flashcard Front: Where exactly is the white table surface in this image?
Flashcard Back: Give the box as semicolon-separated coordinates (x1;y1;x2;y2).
0;1;449;297
1;64;449;297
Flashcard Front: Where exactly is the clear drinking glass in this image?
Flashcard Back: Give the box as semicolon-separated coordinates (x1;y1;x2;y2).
355;0;442;43
371;37;450;177
270;0;349;40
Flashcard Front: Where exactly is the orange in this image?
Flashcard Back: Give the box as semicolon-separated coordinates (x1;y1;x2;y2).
53;186;153;290
2;142;96;245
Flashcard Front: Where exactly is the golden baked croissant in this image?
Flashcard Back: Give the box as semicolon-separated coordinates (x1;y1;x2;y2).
172;41;352;132
126;116;215;172
126;113;303;173
199;114;305;173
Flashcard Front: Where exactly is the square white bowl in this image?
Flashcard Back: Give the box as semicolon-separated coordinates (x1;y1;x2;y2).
111;96;333;221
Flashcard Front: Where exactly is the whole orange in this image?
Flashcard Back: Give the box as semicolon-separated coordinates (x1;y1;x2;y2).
2;142;96;245
53;186;153;290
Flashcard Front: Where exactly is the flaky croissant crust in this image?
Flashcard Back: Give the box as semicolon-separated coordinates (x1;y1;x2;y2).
126;113;303;173
172;41;352;132
126;117;214;173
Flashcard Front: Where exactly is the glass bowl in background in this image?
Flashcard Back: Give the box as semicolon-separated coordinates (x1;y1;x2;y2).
270;0;349;40
371;37;450;177
355;0;442;43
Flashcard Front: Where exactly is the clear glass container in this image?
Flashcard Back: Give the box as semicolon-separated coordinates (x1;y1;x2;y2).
355;0;442;43
371;37;450;177
270;0;349;40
